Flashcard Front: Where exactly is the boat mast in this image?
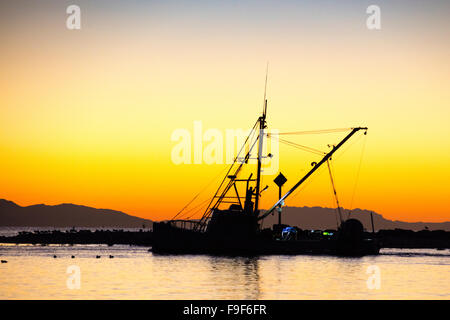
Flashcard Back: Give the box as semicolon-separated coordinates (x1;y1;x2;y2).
254;66;269;215
254;101;267;215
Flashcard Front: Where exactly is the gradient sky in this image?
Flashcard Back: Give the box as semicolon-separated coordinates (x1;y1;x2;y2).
1;0;449;222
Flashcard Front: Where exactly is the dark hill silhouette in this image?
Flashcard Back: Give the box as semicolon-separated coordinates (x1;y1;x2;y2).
1;199;449;231
0;199;152;228
260;206;450;232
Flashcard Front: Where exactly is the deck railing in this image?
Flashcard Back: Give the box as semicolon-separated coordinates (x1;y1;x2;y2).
169;219;203;231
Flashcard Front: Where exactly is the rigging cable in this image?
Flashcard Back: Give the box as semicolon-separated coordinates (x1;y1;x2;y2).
347;131;368;219
170;151;235;221
267;134;325;156
270;128;352;136
326;159;343;224
283;164;326;204
185;197;216;220
171;193;200;221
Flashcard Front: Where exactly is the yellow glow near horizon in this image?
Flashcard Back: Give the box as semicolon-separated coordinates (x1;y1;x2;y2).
1;1;449;222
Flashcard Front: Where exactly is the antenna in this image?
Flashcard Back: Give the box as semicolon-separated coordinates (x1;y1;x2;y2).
263;62;268;118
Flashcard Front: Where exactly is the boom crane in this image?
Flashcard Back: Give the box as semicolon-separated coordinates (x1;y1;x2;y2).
257;127;367;221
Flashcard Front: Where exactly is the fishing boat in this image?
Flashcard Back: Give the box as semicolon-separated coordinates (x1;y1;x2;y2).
153;84;380;256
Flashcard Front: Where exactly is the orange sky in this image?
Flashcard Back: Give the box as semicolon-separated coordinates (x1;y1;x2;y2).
1;1;449;222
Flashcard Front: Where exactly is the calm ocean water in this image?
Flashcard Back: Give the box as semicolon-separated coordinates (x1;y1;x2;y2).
0;228;449;299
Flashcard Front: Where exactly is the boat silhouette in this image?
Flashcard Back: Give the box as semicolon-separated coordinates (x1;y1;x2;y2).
153;81;379;256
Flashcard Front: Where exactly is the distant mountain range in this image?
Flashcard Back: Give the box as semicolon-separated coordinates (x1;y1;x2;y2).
1;199;449;231
261;206;450;232
0;199;152;228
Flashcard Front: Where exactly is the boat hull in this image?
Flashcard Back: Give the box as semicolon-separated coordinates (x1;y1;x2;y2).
152;222;380;256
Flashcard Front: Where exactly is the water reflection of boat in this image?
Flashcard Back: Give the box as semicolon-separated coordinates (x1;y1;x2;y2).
153;84;379;257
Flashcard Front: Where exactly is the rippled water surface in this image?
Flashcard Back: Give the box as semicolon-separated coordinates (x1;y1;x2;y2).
1;242;449;299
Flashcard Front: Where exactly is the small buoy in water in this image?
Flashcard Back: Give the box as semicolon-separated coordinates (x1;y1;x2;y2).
109;255;114;258
1;260;7;263
96;255;101;258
